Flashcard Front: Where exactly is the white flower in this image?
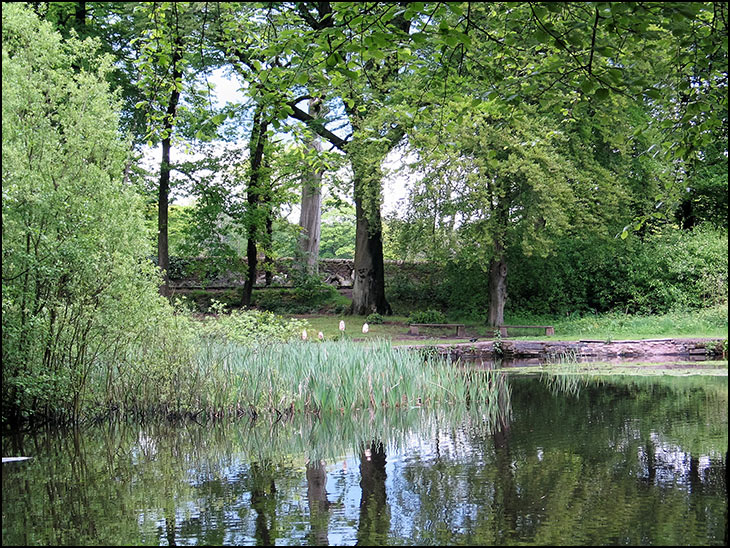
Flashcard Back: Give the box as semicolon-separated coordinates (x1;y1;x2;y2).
318;331;324;340
362;323;369;334
302;329;308;340
339;320;346;331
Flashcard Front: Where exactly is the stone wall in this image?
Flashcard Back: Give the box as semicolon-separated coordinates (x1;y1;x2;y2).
405;338;727;361
168;257;435;290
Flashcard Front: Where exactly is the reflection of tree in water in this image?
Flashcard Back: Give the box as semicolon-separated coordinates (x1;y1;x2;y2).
306;459;330;545
493;416;519;544
250;461;278;545
357;440;390;545
3;376;725;546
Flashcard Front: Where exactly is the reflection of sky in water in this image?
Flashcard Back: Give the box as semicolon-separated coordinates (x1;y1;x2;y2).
127;414;725;545
637;436;718;487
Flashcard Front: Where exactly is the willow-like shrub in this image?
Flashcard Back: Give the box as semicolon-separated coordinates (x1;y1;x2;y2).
2;5;171;425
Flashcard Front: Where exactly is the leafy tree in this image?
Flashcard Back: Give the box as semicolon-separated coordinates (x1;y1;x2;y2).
218;2;432;315
28;1;151;140
134;2;194;294
405;103;585;326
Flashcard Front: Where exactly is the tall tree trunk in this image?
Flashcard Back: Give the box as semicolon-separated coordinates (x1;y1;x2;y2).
73;2;86;33
487;241;507;328
298;99;325;275
157;38;182;297
350;156;391;316
242;103;269;307
263;214;274;287
158;136;171;295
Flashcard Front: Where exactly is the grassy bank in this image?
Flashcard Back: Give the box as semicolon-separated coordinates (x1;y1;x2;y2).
296;305;728;344
507;360;729;377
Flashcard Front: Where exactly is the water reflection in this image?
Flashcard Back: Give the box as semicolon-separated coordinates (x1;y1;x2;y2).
2;375;727;546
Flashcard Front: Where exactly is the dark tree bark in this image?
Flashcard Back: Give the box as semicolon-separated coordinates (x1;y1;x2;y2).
73;1;86;32
487;248;508;328
350;158;391;315
263;214;274;287
157;38;183;296
242;102;269;307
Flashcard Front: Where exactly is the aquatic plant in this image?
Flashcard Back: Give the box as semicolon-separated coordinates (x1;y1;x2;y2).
87;338;511;421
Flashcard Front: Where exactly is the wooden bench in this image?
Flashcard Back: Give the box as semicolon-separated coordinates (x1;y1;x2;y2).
408;323;466;337
492;325;555;337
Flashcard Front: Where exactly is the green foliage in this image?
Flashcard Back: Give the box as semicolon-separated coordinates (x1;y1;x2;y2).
1;3;173;424
384;227;727;318
200;308;309;347
366;313;386;325
408;309;447;324
623;227;728;313
507;226;728;315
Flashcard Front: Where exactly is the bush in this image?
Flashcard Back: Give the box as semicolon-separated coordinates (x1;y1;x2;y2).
366;312;386;324
408;309;447;324
169;289;241;312
200;309;309;346
506;226;728;315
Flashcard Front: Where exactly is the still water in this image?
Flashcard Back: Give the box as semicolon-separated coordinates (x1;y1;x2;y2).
2;374;727;546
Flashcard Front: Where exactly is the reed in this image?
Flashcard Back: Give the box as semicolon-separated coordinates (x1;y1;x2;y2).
90;338;511;420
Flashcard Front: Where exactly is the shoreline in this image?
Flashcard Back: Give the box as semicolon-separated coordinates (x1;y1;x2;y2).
398;337;727;361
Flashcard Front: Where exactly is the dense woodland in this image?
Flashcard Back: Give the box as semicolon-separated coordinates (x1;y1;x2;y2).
2;2;728;423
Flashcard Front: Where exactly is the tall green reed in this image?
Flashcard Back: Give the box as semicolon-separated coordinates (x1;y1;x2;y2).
93;337;511;419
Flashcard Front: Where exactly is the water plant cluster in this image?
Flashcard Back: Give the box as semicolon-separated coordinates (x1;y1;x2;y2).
94;336;510;422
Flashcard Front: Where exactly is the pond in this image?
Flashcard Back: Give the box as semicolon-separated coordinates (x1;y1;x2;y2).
2;372;727;546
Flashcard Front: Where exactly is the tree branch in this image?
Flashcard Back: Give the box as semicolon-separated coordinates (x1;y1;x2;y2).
286;99;350;151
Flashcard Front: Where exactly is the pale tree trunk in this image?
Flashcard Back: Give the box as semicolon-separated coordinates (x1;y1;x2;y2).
297;99;325;275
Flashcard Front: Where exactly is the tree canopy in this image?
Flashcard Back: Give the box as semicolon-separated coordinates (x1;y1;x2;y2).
6;1;728;321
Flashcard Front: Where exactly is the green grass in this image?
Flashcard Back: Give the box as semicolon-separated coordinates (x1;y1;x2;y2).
292;305;728;344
